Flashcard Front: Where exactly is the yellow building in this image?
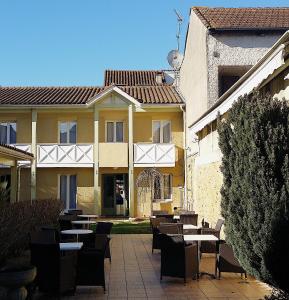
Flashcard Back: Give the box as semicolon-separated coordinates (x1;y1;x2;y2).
0;70;185;217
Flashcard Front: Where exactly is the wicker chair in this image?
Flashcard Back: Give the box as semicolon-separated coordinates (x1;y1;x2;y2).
58;214;77;231
217;242;247;278
94;222;113;262
150;217;168;253
152;210;168;216
160;234;198;282
200;219;224;254
30;230;57;244
67;209;83;216
159;223;183;235
76;235;109;291
30;243;77;296
179;214;198;225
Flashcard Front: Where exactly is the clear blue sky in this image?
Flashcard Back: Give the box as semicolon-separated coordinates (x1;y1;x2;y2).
1;0;288;86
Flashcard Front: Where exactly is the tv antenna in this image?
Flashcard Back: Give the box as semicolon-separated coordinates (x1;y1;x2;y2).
174;9;183;51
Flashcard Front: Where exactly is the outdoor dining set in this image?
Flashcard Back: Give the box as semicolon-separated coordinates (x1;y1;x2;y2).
150;211;247;283
29;209;113;297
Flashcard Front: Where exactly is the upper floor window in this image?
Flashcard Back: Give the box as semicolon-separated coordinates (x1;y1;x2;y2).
152;120;171;143
59;121;77;144
106;121;124;142
0;122;16;144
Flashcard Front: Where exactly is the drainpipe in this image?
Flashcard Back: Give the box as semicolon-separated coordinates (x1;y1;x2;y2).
180;105;187;209
17;163;30;202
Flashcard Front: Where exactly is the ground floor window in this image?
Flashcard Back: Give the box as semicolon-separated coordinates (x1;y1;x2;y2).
59;174;77;209
153;174;172;201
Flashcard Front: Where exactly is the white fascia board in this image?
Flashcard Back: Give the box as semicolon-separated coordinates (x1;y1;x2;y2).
86;86;141;108
37;163;94;168
190;43;286;136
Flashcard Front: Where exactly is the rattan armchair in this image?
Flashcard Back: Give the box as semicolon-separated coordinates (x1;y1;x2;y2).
160;234;198;282
200;219;224;254
30;243;77;296
180;214;198;225
76;235;109;291
217;241;246;278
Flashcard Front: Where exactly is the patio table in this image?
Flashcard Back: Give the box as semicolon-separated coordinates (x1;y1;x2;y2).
183;224;200;230
59;242;83;251
61;229;93;242
78;214;98;221
184;234;219;278
71;220;96;229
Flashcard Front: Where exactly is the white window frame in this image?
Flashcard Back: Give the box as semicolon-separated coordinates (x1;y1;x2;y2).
0;121;17;144
153;173;173;202
152;120;171;143
58;121;77;144
57;174;77;210
105;120;124;143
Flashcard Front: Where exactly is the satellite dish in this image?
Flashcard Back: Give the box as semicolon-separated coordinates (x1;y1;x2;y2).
167;49;183;70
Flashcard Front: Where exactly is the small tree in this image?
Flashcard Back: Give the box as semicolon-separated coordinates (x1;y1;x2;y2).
136;168;163;216
218;92;289;295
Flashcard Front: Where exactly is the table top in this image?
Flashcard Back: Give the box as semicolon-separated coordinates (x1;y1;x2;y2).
71;220;96;225
184;234;218;242
61;229;93;235
60;242;83;251
183;224;200;230
78;214;98;218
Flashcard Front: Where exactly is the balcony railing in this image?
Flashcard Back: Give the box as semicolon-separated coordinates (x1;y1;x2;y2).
37;144;94;167
134;143;175;167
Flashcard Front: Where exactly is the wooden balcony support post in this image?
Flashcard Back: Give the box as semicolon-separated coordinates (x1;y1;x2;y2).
128;104;134;217
93;107;100;214
31;109;37;201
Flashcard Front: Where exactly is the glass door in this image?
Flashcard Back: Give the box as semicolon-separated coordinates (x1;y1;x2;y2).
102;174;128;216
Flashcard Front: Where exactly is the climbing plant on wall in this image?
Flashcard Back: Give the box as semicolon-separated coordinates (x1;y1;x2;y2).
218;91;289;296
136;168;163;216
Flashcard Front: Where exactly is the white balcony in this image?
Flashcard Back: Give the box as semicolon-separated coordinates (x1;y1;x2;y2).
37;144;94;167
134;143;175;167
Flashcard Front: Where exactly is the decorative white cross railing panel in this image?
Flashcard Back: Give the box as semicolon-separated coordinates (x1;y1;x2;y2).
134;143;175;167
37;144;94;167
13;144;32;154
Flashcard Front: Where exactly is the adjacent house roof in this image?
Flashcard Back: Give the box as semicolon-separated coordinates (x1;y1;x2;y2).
0;143;34;161
104;70;169;86
0;85;183;106
192;7;289;31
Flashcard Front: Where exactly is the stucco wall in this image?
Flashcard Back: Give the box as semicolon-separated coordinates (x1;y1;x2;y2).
179;11;208;141
0;112;32;143
207;32;281;107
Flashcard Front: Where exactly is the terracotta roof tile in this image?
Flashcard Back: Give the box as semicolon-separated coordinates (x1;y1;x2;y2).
0;85;183;106
192;7;289;30
0;143;34;157
104;70;169;86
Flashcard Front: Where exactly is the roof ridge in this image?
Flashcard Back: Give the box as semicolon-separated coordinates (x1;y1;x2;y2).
0;86;103;89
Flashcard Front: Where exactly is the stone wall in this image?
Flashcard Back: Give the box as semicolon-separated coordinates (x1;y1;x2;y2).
193;161;223;230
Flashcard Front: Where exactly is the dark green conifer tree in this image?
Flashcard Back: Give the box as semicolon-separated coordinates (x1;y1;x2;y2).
218;92;289;294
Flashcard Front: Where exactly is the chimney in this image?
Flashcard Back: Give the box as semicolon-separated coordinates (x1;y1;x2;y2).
155;71;164;85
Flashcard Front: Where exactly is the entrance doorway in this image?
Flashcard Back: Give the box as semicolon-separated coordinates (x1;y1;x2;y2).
102;174;128;216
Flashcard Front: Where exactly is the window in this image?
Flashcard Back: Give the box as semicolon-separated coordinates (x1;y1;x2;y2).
152;120;171;143
106;121;124;142
0;122;16;144
153;174;172;201
59;175;77;209
59;121;77;144
218;66;251;97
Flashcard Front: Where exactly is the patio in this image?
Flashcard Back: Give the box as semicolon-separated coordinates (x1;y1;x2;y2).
39;234;271;300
